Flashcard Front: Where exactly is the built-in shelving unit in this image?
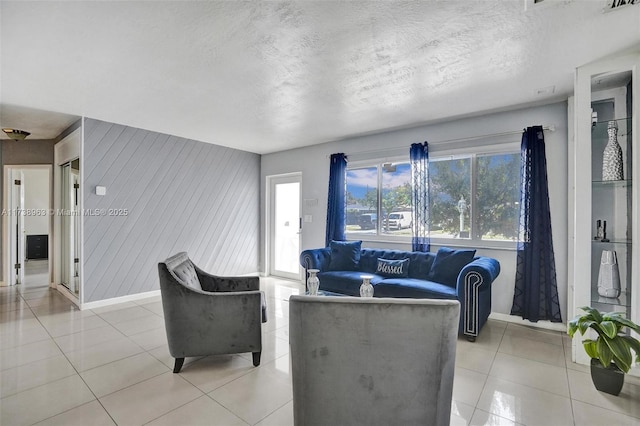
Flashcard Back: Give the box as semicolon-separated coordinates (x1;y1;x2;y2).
570;50;639;374
590;117;633;315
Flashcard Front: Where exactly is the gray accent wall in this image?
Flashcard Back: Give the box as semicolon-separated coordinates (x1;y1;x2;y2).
83;118;260;303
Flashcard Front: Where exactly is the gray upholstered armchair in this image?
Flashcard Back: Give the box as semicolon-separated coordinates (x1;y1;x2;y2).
289;296;460;426
158;252;267;373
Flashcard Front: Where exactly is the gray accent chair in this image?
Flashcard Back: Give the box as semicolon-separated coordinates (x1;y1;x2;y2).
158;252;266;373
289;296;460;426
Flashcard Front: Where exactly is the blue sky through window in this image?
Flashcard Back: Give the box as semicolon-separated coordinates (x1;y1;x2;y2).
346;163;411;198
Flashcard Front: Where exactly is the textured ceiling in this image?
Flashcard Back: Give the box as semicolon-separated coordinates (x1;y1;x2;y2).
1;1;639;154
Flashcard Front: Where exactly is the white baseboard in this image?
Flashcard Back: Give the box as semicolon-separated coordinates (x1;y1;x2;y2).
80;290;161;311
489;312;567;333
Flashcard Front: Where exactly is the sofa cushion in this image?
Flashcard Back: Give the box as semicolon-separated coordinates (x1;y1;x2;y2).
375;278;457;299
376;258;410;278
318;271;385;296
428;247;476;287
328;240;362;271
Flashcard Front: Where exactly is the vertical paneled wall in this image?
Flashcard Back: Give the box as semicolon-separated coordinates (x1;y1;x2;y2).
83;118;260;303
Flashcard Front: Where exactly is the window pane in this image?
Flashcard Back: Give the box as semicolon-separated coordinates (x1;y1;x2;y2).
430;157;471;239
476;153;520;241
346;167;378;235
381;163;412;236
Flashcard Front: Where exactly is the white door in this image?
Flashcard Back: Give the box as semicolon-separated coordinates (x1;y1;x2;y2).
9;170;25;285
269;174;302;280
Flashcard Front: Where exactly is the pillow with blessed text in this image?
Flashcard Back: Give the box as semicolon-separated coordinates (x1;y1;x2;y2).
376;258;410;278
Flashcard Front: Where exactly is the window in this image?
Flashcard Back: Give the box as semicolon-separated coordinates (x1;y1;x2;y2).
430;152;520;243
346;162;412;238
345;148;521;246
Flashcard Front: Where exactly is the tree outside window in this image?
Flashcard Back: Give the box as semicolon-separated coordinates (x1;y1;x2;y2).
429;153;520;241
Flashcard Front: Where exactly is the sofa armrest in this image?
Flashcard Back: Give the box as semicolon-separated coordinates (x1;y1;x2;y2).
194;264;260;292
455;257;501;338
456;257;501;295
300;248;331;272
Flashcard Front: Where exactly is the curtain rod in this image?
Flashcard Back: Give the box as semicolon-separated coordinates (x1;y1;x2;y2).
429;124;556;146
339;124;556;158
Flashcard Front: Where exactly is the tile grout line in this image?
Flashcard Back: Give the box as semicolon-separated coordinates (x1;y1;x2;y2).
469;323;506;421
252;398;292;426
7;286;121;426
563;339;579;426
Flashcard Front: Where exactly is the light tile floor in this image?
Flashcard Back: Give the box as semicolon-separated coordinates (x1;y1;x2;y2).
1;275;640;426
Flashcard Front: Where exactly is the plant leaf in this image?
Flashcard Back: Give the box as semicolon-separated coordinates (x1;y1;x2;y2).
599;321;618;339
581;306;602;322
597;338;613;366
583;339;599;359
606;315;640;333
603;334;632;373
621;335;640;363
578;319;595;335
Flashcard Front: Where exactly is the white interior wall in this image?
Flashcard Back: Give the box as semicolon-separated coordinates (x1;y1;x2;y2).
261;101;569;321
23;169;50;236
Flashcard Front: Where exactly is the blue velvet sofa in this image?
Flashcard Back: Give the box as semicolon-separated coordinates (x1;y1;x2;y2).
300;243;501;341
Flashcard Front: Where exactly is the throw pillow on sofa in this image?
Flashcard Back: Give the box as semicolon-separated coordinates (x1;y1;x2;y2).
376;258;410;278
328;240;362;271
428;247;476;287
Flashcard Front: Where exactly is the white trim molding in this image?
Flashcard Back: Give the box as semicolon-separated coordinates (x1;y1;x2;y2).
80;290;161;311
489;312;567;332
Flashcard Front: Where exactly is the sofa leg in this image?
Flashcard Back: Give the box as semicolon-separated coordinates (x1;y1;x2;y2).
173;358;185;373
252;352;261;367
466;335;476;342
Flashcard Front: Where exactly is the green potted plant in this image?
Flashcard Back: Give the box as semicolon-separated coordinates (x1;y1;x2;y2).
568;306;640;395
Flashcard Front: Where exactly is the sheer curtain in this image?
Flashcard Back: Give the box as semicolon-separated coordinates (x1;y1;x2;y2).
511;126;562;322
325;153;348;247
410;142;430;252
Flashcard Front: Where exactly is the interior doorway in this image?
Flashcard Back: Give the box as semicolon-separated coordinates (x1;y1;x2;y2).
267;173;302;280
3;165;52;289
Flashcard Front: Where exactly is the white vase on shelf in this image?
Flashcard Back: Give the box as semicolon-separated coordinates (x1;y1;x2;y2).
597;250;621;298
602;121;624;181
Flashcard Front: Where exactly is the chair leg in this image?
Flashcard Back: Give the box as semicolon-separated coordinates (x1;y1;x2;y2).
252;352;261;367
173;358;185;373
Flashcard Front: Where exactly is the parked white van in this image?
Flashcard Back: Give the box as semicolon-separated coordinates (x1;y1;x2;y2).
387;211;412;230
